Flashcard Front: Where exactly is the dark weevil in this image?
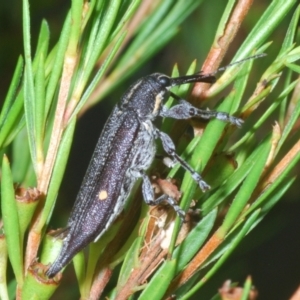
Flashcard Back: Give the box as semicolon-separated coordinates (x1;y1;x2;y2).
46;54;264;277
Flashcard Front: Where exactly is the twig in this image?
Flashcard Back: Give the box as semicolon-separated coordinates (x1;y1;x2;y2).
191;0;254;103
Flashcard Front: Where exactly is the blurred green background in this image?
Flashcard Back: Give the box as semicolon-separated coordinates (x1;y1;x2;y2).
0;0;299;299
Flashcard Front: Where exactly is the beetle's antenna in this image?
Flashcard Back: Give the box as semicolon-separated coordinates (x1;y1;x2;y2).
212;53;266;75
170;53;266;87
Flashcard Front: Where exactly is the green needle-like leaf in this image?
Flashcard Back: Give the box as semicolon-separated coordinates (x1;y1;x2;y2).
0;57;23;133
37;118;76;231
1;156;23;285
23;0;37;174
117;237;143;290
180;210;261;299
219;137;271;236
45;13;71;115
35;52;46;163
0;235;9;300
139;259;177;300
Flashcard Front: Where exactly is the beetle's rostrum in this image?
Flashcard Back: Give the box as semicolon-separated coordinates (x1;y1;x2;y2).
46;70;244;278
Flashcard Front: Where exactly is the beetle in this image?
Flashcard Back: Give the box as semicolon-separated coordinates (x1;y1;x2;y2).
45;57;259;277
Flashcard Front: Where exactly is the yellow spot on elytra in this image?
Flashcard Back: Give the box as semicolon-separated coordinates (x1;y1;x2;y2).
99;190;108;200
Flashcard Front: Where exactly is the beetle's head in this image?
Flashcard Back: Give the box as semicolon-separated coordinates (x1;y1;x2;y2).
119;73;171;119
119;72;216;119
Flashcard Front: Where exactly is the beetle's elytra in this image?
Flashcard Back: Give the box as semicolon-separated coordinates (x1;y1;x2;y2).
46;67;245;278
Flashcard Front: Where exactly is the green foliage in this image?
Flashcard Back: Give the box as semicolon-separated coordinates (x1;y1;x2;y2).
0;0;299;299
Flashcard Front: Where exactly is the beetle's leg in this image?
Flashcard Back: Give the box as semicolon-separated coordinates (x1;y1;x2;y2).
155;129;210;192
140;171;185;221
160;91;243;127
